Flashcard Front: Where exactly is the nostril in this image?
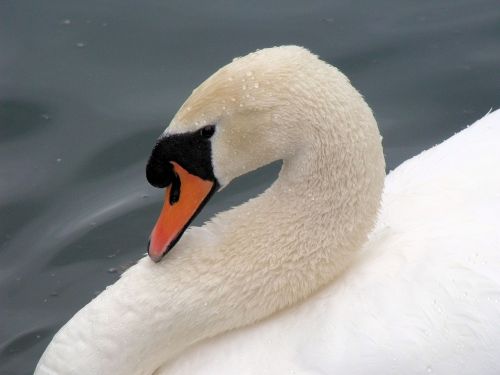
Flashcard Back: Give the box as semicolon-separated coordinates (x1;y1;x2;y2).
169;171;181;204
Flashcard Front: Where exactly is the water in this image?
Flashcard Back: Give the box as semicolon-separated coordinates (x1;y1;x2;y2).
0;1;498;373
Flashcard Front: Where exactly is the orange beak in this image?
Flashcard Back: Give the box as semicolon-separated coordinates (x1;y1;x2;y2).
148;162;216;262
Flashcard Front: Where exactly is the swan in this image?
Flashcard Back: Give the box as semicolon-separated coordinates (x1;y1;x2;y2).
35;46;500;375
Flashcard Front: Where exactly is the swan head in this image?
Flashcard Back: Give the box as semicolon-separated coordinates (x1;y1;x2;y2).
146;45;383;261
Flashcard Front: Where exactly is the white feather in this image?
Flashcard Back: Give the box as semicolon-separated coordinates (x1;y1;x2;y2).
35;46;500;375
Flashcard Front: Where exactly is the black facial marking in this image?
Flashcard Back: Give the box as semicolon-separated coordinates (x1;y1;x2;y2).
199;124;216;139
146;127;218;188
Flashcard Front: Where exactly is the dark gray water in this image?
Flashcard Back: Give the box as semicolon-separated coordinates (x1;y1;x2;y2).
1;1;499;373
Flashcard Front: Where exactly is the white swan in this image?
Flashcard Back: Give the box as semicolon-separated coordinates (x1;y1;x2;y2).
35;46;500;375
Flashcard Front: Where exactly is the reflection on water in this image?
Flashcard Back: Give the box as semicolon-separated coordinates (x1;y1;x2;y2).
1;0;499;373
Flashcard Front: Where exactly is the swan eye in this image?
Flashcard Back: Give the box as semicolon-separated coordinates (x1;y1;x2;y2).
199;124;216;139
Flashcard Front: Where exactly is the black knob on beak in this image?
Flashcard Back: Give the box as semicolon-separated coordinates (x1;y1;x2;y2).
146;142;175;188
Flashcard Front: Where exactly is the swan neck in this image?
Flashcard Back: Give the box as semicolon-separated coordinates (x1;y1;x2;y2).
36;90;385;375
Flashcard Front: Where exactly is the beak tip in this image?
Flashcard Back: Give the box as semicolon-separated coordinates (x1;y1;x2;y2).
149;255;163;263
147;239;164;263
148;250;164;263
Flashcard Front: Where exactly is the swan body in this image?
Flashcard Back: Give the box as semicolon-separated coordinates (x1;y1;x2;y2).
158;108;500;375
35;46;500;375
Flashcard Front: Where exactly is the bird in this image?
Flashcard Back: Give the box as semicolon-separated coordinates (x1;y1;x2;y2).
35;46;500;375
